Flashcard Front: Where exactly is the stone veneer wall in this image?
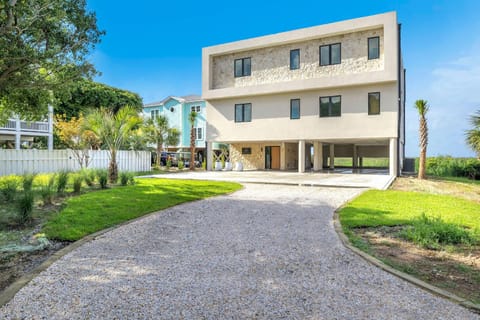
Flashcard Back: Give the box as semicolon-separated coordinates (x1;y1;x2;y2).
230;143;265;170
212;28;383;89
284;143;298;170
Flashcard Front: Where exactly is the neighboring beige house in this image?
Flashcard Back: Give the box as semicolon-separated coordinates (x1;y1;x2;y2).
202;12;405;176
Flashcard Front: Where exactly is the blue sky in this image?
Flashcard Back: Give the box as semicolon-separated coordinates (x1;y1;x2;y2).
87;0;480;157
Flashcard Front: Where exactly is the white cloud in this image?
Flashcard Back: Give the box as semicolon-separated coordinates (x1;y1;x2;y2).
405;44;480;157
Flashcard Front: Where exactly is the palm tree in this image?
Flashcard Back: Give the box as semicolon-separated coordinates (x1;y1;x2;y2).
144;115;180;167
189;111;197;170
83;106;142;183
466;110;480;158
414;99;429;179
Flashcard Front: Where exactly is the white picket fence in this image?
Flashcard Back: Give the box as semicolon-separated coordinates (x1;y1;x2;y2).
0;149;151;176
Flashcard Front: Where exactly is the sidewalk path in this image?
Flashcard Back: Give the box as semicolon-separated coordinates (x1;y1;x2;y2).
0;184;477;319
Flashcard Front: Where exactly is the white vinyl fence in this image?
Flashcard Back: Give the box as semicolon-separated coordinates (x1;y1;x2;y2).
0;149;151;176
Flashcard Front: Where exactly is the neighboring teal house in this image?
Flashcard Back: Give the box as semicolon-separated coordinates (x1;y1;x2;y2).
143;95;206;161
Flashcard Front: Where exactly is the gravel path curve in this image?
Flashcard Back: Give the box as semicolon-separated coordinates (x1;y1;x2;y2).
1;184;478;319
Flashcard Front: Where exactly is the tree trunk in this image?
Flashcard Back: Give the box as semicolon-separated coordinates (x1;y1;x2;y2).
109;149;118;183
156;142;162;167
418;116;428;179
418;148;426;179
190;125;195;171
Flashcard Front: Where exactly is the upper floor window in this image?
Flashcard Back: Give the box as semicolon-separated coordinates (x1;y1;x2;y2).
235;103;252;122
290;99;300;119
290;49;300;70
234;57;251;77
368;37;380;60
195;127;203;140
319;96;341;117
320;43;341;66
191;105;201;113
368;92;380;115
150;110;159;119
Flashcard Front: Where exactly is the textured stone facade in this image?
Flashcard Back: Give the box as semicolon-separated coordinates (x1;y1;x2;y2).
230;143;265;170
212;28;383;90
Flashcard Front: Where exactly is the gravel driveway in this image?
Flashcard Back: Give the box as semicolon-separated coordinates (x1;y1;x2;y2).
1;184;478;319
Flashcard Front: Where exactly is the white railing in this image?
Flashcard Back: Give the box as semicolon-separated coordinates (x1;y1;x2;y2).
0;119;49;133
0;150;151;176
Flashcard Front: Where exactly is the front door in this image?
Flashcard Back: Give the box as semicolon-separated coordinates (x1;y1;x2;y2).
265;146;280;170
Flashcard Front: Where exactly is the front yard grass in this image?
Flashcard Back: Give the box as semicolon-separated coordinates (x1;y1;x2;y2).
338;177;480;305
43;178;242;241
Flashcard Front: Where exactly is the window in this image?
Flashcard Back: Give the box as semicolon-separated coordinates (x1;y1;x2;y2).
290;99;300;119
290;49;300;70
368;37;380;60
234;57;251;77
320;43;341;66
368;92;380;115
150;110;159;119
235;103;252;122
242;147;251;155
319;96;341;117
195;127;203;140
190;105;201;113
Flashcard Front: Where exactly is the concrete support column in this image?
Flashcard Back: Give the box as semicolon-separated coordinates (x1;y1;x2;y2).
352;145;358;169
298;140;305;173
280;142;286;170
48;105;54;151
206;141;213;171
313;142;323;171
15;116;21;150
329;144;335;169
389;138;398;176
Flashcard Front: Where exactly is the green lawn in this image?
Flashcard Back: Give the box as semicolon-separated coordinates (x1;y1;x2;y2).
339;190;480;231
43;178;242;241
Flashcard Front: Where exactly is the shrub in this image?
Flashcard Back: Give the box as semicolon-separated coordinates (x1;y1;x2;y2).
40;175;56;205
166;159;172;170
72;174;83;193
423;156;480;179
81;169;96;187
399;213;478;249
202;161;206;170
16;191;35;225
56;171;70;193
0;177;19;202
22;173;36;192
178;161;184;170
96;169;108;189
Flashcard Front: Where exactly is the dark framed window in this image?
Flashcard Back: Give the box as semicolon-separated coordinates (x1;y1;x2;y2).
319;96;341;117
242;147;251;155
368;37;380;60
320;43;341;66
368;92;380;115
290;49;300;70
195;127;203;140
234;57;251;77
235;103;252;122
290;99;300;119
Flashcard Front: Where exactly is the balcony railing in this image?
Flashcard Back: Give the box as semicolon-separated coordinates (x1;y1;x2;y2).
0;119;50;133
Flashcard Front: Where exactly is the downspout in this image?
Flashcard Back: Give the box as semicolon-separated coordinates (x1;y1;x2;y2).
397;23;402;176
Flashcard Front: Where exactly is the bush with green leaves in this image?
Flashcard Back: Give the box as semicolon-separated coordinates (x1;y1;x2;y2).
16;191;35;225
166;159;172;170
56;171;70;193
0;176;19;202
22;173;36;192
40;175;56;205
422;156;480;179
81;169;96;187
96;169;108;189
178;161;184;170
399;213;478;249
119;172;136;186
72;174;83;193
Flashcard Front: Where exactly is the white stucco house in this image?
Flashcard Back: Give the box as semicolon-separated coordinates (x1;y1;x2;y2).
202;12;405;176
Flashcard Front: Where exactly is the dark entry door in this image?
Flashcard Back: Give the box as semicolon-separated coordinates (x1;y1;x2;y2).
265;146;280;170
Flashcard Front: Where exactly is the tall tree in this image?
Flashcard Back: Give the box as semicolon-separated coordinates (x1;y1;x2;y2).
144;115;180;167
55;80;143;119
189;111;198;170
466;110;480;158
83;106;141;183
0;0;104;120
414;99;429;179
